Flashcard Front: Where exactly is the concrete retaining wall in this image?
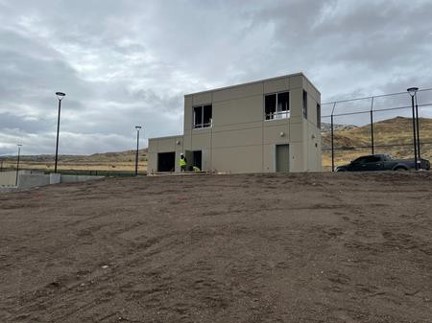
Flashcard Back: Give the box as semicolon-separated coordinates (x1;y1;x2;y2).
0;171;104;190
18;174;51;189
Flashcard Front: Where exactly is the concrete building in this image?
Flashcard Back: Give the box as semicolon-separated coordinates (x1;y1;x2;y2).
148;73;322;174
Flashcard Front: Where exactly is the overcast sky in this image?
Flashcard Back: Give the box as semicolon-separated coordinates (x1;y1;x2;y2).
1;0;432;155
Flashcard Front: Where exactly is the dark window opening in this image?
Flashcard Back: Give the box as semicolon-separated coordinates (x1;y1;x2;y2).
194;107;202;127
157;152;175;172
265;91;290;120
193;150;202;170
265;94;276;120
316;103;321;128
193;104;212;128
303;90;308;119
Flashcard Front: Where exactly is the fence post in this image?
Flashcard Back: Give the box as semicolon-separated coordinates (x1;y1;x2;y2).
370;97;375;155
410;94;418;170
331;115;334;172
331;102;337;172
415;93;421;160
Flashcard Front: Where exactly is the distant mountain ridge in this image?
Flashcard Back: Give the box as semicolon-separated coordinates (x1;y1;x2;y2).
321;123;358;132
321;116;432;167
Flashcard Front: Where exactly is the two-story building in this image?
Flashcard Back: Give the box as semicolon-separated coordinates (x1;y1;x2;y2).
148;73;322;173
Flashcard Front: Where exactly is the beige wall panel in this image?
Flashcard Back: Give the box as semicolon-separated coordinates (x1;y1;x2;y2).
147;152;157;173
262;144;276;173
306;123;322;171
191;92;212;106
214;121;262;132
212;128;262;149
213;96;263;126
304;91;320;127
304;81;320;104
190;132;211;150
306;100;318;127
0;171;18;186
289;142;305;172
212;83;263;103
289;88;303;118
148;138;158;153
289;116;303;124
184;96;193;134
263;122;290;144
156;137;183;152
149;136;183;152
289;122;304;142
212;146;262;173
148;136;183;152
263;77;289;94
200;149;211;172
289;75;304;89
185;128;211;150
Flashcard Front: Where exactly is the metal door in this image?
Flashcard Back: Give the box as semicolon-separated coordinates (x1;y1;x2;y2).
276;144;290;172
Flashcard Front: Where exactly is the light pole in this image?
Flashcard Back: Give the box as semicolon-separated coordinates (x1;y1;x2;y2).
415;91;421;161
135;125;142;176
15;144;22;186
407;87;419;170
54;92;66;173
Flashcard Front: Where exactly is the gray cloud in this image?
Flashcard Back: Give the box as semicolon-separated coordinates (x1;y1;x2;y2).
1;0;432;155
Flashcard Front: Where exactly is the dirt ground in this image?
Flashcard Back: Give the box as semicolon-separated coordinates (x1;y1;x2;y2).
1;172;432;323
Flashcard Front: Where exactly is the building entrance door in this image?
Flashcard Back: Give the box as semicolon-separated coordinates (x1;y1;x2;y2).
193;151;202;170
276;144;290;172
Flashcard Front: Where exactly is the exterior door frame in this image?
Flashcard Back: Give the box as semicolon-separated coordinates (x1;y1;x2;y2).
275;144;290;173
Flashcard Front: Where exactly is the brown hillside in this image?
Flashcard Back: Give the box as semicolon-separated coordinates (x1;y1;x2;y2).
1;149;149;173
322;117;432;169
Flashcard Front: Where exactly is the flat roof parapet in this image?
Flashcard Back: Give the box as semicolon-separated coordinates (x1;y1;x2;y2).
184;72;320;97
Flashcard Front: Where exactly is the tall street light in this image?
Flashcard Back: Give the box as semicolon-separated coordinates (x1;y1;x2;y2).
54;92;66;173
15;144;22;186
407;87;419;170
414;90;421;162
135;125;142;176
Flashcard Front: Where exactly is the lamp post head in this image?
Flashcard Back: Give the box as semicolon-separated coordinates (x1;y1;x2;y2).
407;87;419;97
135;125;142;130
56;92;66;100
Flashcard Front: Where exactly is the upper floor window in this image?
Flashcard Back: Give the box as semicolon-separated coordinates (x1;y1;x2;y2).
265;91;289;120
193;104;212;128
303;90;308;119
316;103;321;128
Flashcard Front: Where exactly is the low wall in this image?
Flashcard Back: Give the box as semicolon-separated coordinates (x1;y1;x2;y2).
1;172;104;190
18;174;51;189
0;171;17;186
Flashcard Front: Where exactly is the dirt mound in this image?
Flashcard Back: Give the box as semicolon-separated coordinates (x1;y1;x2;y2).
1;172;431;322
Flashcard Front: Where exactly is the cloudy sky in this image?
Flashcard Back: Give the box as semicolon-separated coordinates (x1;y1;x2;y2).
1;0;432;155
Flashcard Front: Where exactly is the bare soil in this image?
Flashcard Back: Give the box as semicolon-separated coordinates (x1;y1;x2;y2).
1;172;432;322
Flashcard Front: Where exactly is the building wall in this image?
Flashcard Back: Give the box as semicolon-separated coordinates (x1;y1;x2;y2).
147;135;184;173
149;73;321;173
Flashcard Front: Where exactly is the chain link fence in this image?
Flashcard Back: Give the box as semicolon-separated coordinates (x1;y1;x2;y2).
321;88;432;171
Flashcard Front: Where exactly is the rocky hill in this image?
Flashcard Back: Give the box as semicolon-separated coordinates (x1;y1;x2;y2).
322;116;432;168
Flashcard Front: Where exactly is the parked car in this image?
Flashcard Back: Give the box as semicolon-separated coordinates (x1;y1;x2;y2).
336;154;430;172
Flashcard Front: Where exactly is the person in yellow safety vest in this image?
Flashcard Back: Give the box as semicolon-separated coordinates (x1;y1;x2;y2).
179;153;187;172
